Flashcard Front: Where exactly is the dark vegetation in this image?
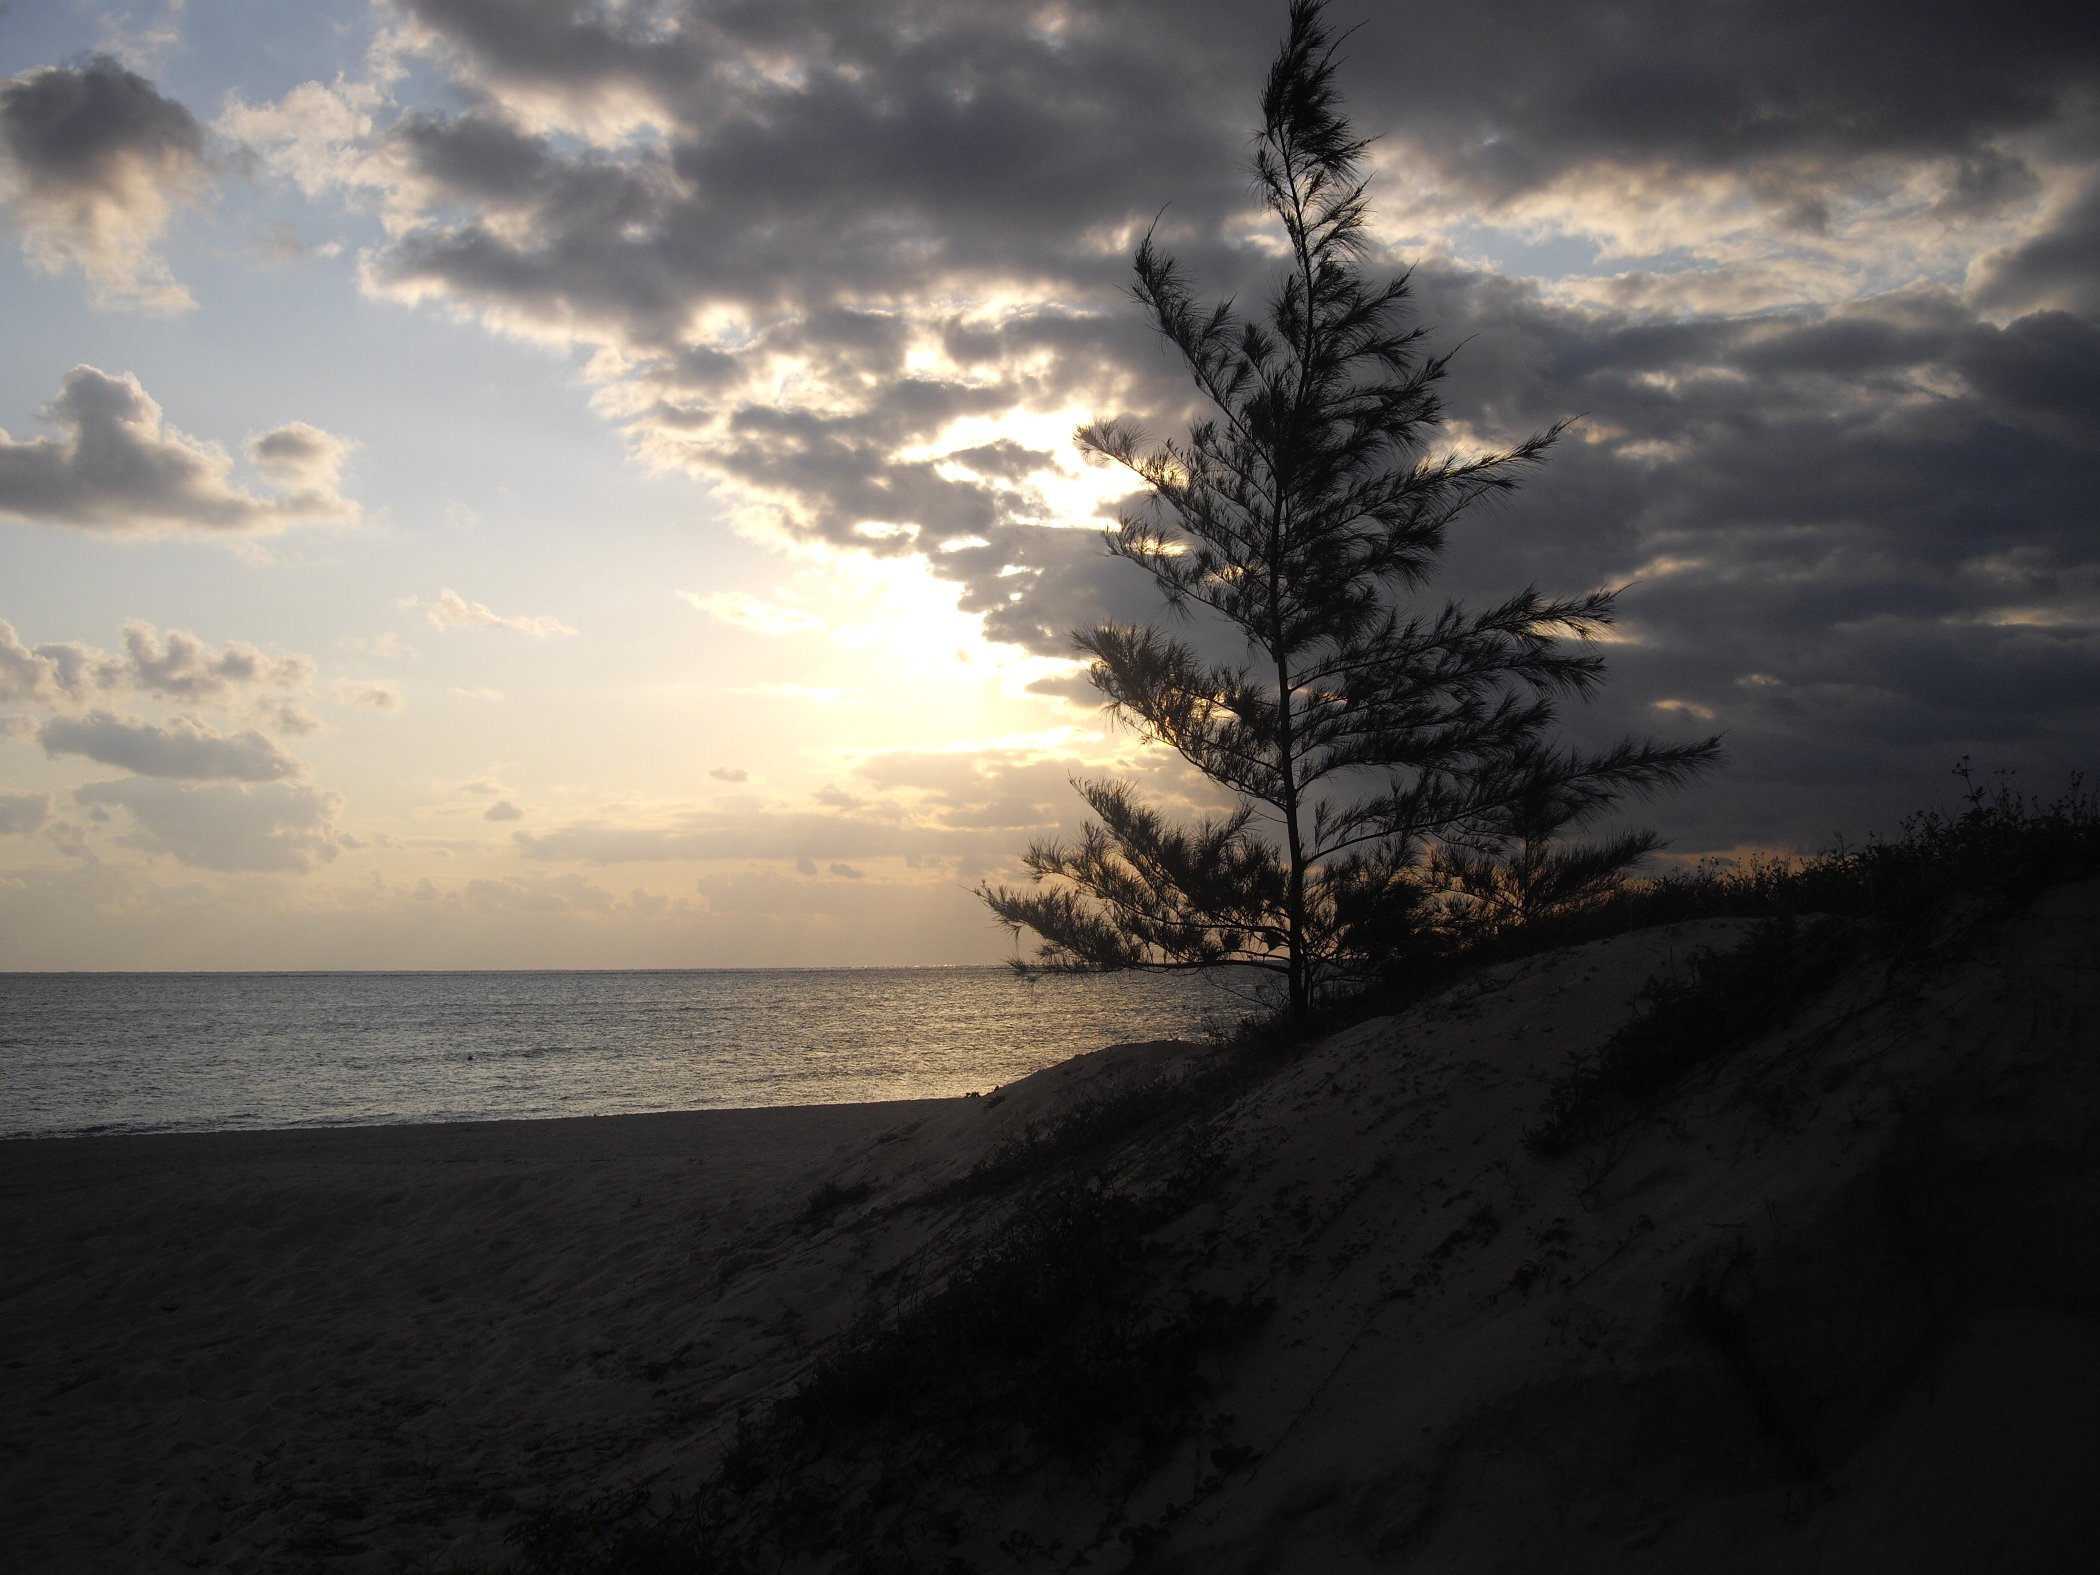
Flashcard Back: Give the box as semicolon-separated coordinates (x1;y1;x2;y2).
1324;761;2100;1023
1523;915;1859;1157
939;1044;1285;1204
507;1155;1263;1574
1516;764;2100;1157
980;0;1717;1021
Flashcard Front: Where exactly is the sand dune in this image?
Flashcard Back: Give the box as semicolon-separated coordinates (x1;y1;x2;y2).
4;879;2097;1571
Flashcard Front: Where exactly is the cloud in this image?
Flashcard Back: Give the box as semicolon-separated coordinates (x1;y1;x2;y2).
1970;177;2100;320
219;0;2100;854
216;78;377;201
483;798;524;821
250;421;354;490
679;589;824;634
504;741;1199;875
0;618;59;703
0;367;359;534
335;680;403;712
413;587;577;636
119;622;314;702
708;766;748;783
307;1;2087;639
2;618;316;725
0;790;49;835
39;710;304;781
512;804;934;866
73;776;341;871
0;54;208;309
460;871;614;913
851;748;1080;831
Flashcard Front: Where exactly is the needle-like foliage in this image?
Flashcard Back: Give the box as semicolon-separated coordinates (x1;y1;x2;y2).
982;1;1719;1020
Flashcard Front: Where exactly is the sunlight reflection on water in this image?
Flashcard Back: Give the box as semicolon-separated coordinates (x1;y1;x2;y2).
0;967;1266;1137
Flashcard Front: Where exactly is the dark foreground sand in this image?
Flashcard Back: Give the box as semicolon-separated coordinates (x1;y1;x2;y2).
1;1100;961;1571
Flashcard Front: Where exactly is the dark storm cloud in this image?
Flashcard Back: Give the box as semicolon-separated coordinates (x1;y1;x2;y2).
391;109;552;201
0;52;201;184
1322;3;2092;202
350;0;1263;602
0;54;209;308
1971;177;2100;319
1394;265;2100;844
269;0;2100;849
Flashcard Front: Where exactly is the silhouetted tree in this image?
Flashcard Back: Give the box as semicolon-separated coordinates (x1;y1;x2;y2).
981;0;1719;1021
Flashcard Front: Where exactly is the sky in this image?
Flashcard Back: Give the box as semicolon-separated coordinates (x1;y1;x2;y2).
1;0;2095;970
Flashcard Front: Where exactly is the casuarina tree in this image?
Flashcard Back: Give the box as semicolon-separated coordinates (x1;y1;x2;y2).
981;0;1720;1021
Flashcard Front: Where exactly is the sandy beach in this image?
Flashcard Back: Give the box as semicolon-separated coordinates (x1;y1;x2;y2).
1;1038;1216;1572
0;1100;967;1570
6;881;2099;1571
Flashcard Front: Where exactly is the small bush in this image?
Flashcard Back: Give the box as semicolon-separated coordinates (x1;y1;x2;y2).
943;1076;1187;1200
1526;917;1859;1157
798;1179;876;1229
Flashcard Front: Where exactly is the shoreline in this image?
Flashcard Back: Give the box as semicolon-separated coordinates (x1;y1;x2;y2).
0;1094;964;1152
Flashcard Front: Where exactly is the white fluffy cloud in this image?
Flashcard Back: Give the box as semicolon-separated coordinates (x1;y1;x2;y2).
412;587;577;637
0;619;55;704
249;421;354;491
0;367;359;534
0;618;316;719
0;54;208;310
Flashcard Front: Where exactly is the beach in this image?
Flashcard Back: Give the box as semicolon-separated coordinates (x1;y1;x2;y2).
1;1038;1214;1572
6;883;2100;1571
0;1100;963;1570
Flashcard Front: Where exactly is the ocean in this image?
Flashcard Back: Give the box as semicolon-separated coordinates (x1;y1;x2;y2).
0;967;1260;1140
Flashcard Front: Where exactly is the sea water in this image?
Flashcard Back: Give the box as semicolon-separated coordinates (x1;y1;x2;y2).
0;967;1262;1139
